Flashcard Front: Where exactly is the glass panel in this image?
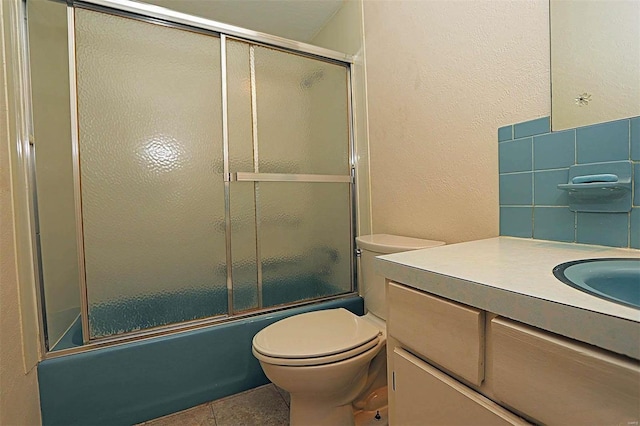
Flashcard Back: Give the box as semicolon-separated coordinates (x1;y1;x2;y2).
230;182;258;312
27;0;81;348
227;39;254;172
259;182;352;307
254;46;350;175
75;9;226;338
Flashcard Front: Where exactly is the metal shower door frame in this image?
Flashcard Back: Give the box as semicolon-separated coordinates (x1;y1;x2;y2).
36;0;358;351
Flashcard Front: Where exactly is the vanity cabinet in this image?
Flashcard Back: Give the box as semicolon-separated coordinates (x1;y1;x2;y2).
387;282;485;386
387;280;640;425
491;317;640;425
393;347;524;425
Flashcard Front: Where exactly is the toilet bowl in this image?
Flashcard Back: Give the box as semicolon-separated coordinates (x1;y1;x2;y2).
253;308;385;425
252;234;444;426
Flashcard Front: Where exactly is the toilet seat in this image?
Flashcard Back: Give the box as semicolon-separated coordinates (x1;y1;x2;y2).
253;337;382;366
252;308;383;366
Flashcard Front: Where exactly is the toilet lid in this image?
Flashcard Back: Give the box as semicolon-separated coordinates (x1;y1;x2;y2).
252;308;381;359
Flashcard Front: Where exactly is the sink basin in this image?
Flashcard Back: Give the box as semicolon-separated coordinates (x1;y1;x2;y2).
553;258;640;309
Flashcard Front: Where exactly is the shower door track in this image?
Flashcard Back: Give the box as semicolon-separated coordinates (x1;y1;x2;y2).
65;0;355;64
25;0;360;351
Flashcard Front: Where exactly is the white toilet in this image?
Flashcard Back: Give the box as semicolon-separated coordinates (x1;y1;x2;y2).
252;234;445;426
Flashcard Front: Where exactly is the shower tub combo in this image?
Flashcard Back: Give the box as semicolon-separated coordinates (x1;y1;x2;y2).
23;0;362;424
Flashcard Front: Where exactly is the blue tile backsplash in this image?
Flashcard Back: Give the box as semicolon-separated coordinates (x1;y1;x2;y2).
500;207;533;238
499;173;532;205
631;117;640;161
533;130;574;170
498;125;513;142
534;169;569;206
575;119;630;164
576;213;629;248
513;116;550;139
533;207;575;242
499;116;639;249
499;138;532;173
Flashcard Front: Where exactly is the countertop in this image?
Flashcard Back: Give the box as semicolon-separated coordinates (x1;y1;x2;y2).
375;237;640;359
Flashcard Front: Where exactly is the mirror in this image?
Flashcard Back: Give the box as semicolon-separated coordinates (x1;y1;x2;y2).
550;0;640;131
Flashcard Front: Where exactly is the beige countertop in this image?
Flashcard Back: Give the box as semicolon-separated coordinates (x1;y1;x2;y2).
375;237;640;359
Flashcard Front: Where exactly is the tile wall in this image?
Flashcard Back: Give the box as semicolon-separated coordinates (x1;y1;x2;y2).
498;116;640;248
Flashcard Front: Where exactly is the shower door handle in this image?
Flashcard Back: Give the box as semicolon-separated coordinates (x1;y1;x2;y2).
231;172;352;183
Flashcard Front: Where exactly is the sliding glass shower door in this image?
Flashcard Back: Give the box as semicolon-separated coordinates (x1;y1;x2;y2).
75;9;228;338
227;40;352;312
66;7;353;341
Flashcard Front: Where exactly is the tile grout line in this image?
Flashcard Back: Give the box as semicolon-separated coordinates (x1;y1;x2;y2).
573;128;578;242
273;385;290;408
531;133;535;237
209;400;218;426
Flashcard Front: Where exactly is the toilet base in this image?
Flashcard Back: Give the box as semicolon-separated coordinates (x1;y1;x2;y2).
290;395;355;426
354;406;389;426
354;386;388;412
288;394;390;426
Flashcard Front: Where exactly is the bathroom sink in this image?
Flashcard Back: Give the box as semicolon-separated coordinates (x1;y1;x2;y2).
553;258;640;309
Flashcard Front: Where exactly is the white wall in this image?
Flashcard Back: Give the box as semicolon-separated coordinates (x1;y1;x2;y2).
312;0;363;56
0;134;41;426
1;1;42;424
363;0;550;244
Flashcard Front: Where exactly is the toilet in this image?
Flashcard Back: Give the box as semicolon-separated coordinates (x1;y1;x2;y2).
252;234;445;426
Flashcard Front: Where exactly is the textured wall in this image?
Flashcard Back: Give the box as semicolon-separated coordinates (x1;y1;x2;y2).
363;0;550;244
311;0;362;56
1;2;42;424
0;137;41;426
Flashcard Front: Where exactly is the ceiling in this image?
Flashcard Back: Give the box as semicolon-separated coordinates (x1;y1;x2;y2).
145;0;345;42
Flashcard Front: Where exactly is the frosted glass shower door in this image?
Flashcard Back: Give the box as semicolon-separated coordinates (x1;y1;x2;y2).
227;40;353;310
75;9;227;339
257;182;353;307
253;46;352;307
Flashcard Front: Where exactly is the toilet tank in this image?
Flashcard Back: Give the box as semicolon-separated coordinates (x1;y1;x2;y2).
355;234;445;320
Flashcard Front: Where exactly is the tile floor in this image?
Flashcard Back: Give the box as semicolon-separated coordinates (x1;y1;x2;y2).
140;384;290;426
140;384;389;426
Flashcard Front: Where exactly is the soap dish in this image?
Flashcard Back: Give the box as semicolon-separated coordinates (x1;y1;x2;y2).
557;161;632;213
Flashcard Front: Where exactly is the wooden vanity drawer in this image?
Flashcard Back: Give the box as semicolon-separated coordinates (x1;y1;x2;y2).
387;281;485;386
491;317;640;425
393;348;528;425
